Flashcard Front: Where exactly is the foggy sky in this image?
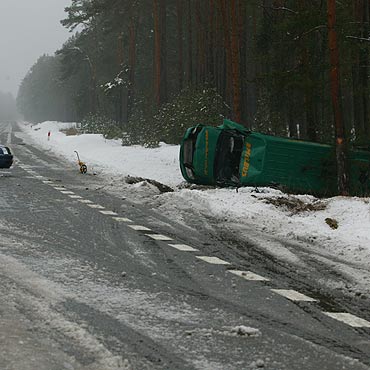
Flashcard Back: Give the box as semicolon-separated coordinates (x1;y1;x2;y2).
0;0;71;97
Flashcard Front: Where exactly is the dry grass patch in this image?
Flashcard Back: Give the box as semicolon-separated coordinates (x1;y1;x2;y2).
60;127;79;136
262;196;327;215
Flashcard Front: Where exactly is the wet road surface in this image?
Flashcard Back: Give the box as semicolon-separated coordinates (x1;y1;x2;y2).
0;122;370;370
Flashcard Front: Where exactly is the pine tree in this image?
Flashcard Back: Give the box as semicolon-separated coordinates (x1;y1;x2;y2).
327;0;349;195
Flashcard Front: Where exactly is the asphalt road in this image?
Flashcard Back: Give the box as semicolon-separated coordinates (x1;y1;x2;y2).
0;121;370;370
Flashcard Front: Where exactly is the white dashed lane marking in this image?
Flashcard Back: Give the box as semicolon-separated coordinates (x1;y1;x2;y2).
99;210;118;216
196;256;231;265
168;244;198;252
87;204;105;209
22;171;370;332
112;217;132;223
129;225;152;231
271;289;317;302
229;270;270;281
323;312;370;328
146;234;173;241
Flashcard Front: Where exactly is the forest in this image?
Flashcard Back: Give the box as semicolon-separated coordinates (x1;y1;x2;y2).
16;1;369;155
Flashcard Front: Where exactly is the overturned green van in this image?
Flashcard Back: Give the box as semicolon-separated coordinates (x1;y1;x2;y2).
179;119;370;196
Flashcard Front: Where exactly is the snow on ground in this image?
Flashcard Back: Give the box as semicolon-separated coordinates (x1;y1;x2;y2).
25;121;182;186
21;121;370;289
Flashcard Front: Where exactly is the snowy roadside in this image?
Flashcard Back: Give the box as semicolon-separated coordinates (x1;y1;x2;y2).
19;121;370;291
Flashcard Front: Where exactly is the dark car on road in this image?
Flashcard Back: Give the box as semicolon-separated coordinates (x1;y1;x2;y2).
0;145;13;168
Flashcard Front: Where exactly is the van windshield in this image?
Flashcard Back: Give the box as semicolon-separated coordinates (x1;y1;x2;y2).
182;126;203;180
183;138;194;167
214;131;244;184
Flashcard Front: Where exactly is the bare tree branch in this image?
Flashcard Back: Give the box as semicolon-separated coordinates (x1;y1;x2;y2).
294;25;327;40
259;5;298;15
346;35;370;43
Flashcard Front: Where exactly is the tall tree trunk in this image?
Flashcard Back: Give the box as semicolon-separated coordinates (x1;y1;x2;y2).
91;22;100;114
153;0;161;106
303;48;317;141
215;1;223;94
327;0;349;195
246;2;258;128
176;0;184;91
195;0;201;84
352;0;365;142
160;0;168;104
238;0;248;126
219;0;232;110
360;0;369;137
208;0;215;85
230;0;242;123
195;1;206;84
117;32;127;125
128;16;137;120
187;0;193;84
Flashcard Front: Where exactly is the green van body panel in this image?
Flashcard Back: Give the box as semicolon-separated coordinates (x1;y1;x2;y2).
179;119;370;196
238;132;337;194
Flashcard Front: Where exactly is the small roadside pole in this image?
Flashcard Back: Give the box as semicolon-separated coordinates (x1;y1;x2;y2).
47;131;51;141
